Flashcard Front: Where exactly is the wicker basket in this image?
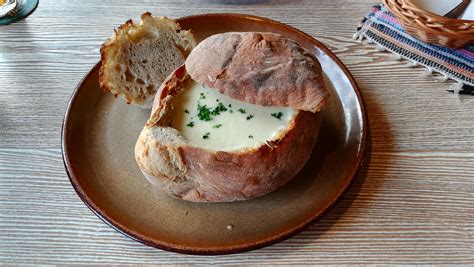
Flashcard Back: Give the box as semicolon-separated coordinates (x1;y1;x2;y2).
384;0;474;48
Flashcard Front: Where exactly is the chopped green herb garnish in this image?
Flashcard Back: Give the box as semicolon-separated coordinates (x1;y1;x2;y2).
213;124;223;128
248;135;254;138
211;102;228;116
199;92;206;100
271;112;283;120
238;108;246;114
203;132;210;139
229;110;234;113
184;109;190;114
186;121;195;127
196;101;229;121
228;104;232;108
216;99;220;102
197;104;212;121
246;115;254;120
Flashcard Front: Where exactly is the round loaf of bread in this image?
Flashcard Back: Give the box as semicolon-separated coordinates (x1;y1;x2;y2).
135;32;328;202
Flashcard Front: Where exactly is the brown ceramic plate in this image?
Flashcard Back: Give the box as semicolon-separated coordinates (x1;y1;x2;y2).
62;13;367;255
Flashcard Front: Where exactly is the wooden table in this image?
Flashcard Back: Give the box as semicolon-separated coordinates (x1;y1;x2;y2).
1;0;473;264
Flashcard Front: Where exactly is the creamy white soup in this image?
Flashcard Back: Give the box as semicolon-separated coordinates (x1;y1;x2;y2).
171;80;296;151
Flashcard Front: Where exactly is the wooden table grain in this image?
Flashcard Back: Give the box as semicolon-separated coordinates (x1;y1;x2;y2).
1;0;473;264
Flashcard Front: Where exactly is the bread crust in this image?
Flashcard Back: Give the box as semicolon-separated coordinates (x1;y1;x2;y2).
135;66;321;202
99;12;196;108
185;32;328;112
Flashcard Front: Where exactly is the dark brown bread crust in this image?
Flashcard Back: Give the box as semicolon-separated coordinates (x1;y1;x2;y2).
185;32;329;112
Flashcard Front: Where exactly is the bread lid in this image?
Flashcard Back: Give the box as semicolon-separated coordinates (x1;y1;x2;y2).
185;32;329;112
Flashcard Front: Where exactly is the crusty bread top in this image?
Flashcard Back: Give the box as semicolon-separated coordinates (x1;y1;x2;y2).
185;32;328;113
100;12;196;108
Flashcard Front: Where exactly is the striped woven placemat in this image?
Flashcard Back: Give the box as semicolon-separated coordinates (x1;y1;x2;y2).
354;4;474;92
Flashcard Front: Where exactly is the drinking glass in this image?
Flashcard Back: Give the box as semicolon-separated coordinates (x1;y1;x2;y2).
0;0;38;25
0;0;17;17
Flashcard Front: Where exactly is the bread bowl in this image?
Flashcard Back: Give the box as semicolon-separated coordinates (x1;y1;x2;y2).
135;32;329;202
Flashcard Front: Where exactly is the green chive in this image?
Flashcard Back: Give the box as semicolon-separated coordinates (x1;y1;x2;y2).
197;104;212;121
211;102;228;116
271;112;283;120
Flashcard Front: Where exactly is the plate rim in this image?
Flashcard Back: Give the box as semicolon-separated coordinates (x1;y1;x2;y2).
62;13;368;255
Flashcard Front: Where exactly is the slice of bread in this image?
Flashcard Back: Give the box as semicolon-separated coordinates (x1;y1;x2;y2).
100;12;196;108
